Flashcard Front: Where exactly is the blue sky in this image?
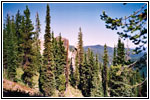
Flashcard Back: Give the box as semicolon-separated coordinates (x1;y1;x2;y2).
3;3;146;48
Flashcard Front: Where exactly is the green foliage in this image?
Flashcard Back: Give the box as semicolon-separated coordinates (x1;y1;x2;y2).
34;12;42;72
90;54;104;97
3;3;147;98
74;51;80;88
76;27;84;89
79;53;90;96
54;34;67;92
69;59;76;88
4;15;18;81
15;68;24;84
141;79;147;97
15;10;24;68
21;6;36;88
39;68;55;96
39;4;56;96
100;4;147;53
109;65;144;97
113;46;117;66
79;49;103;97
58;74;66;92
102;44;108;96
78;27;84;65
116;38;125;65
3;23;7;70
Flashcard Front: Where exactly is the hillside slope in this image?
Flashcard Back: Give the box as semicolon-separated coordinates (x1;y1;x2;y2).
3;79;43;97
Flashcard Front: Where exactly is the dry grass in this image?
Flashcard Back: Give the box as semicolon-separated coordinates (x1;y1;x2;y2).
64;84;83;97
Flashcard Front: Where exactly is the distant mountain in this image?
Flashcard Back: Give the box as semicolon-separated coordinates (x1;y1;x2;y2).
84;45;114;65
69;44;145;66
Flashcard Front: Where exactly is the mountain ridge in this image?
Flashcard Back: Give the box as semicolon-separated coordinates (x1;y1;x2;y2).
69;44;144;65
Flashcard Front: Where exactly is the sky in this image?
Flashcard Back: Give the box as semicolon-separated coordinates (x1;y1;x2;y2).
3;2;146;48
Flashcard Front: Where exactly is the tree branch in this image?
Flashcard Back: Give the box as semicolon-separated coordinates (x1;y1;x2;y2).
132;78;147;88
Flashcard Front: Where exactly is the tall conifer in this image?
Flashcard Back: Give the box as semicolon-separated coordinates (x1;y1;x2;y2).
77;27;84;89
3;18;8;70
113;46;117;66
56;34;66;94
91;54;104;97
6;15;18;81
22;6;36;88
35;12;42;72
39;4;55;96
116;38;125;65
74;50;80;88
15;10;23;68
102;44;108;96
78;27;84;66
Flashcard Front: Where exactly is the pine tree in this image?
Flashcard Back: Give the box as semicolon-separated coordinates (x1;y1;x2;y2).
78;27;84;66
15;10;24;68
77;27;84;90
91;54;104;97
39;4;55;96
74;50;80;88
88;49;95;96
69;58;76;87
80;48;95;97
34;12;42;72
109;65;135;97
55;34;67;94
3;22;8;70
116;38;125;65
21;6;36;88
102;44;108;97
5;15;18;81
113;46;117;66
80;52;90;97
141;72;147;97
134;70;142;97
51;31;58;74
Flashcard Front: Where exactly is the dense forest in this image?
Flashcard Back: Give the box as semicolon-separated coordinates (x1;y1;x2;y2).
3;4;147;97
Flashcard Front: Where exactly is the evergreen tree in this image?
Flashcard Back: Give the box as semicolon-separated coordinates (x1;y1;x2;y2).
74;50;80;88
102;44;108;96
34;12;42;72
15;10;24;68
88;49;95;96
80;51;90;97
141;72;147;97
141;76;147;97
116;38;125;65
133;70;142;97
80;48;98;97
21;6;36;88
77;27;84;89
6;15;18;81
39;4;55;96
78;27;84;66
69;58;76;87
55;34;67;94
100;4;147;53
109;65;135;97
3;22;8;70
113;46;117;66
91;54;104;97
51;31;58;74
